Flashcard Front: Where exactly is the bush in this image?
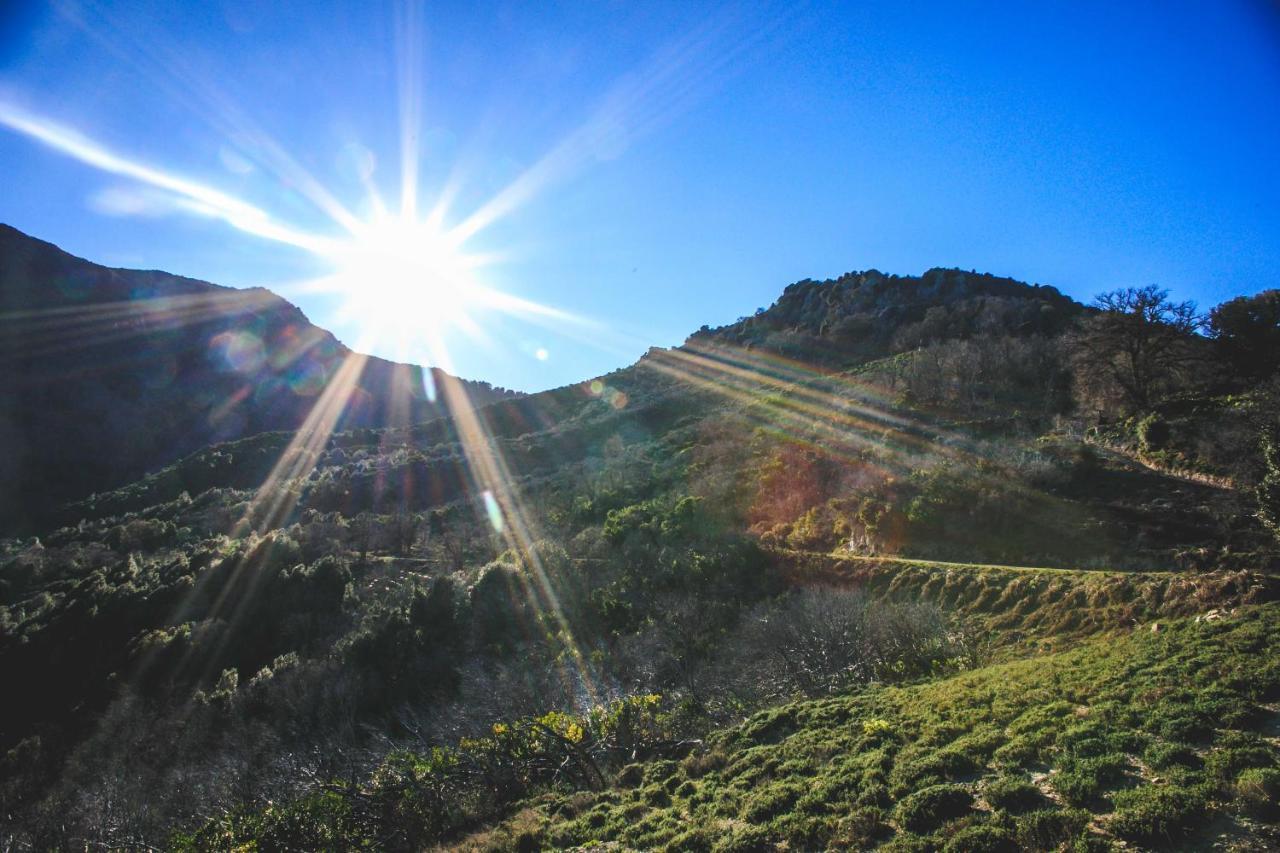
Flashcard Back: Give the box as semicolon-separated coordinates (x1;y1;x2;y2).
992;735;1046;769
1142;741;1201;771
1148;710;1213;743
1204;739;1276;783
893;784;974;833
1109;784;1211;844
1050;754;1128;805
1234;768;1280;819
943;822;1019;853
739;781;803;822
890;747;980;795
832;806;889;847
1136;414;1171;454
1014;808;1090;850
983;776;1045;814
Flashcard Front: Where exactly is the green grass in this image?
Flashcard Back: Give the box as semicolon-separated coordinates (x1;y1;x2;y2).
453;603;1280;851
777;549;1278;654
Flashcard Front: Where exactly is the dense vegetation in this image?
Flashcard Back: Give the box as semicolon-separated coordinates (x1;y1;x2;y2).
446;600;1280;851
2;255;1278;849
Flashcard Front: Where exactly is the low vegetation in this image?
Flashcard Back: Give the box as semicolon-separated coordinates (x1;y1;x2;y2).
3;268;1279;848
438;604;1280;851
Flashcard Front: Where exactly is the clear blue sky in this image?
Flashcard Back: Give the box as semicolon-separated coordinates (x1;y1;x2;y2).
2;1;1278;392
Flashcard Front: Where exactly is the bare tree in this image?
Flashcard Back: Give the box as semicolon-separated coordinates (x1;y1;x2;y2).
1072;285;1202;414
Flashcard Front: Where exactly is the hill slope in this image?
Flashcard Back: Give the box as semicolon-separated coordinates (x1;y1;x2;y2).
1;248;1277;849
0;224;517;533
450;600;1280;852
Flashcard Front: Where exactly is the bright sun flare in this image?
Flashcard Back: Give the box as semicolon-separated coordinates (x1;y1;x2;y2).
316;216;479;351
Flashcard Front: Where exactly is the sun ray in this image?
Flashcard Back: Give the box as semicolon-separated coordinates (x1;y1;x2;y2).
432;365;605;706
0;102;332;253
51;0;368;235
0;289;291;364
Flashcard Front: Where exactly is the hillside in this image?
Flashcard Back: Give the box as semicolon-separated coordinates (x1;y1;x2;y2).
1;247;1278;849
444;597;1280;852
0;224;517;534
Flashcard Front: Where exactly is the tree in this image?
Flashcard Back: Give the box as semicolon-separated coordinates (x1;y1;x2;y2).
1072;285;1202;414
390;507;421;557
1258;427;1280;543
349;511;374;565
1209;290;1280;380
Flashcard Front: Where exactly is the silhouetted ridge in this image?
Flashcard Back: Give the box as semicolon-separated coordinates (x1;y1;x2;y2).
689;267;1084;363
0;224;518;533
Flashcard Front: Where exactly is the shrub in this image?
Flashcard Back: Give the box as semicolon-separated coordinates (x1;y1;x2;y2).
711;822;773;853
1142;741;1201;771
1014;808;1090;851
667;825;716;852
943;822;1019;853
1050;754;1128;805
1234;768;1280;819
616;763;645;788
1108;784;1211;844
894;784;974;833
681;747;729;779
863;718;894;739
1136;414;1171;454
992;735;1045;769
1204;739;1276;783
983;776;1045;814
1149;711;1213;743
832;806;889;847
739;781;803;822
952;727;1006;760
890;747;980;795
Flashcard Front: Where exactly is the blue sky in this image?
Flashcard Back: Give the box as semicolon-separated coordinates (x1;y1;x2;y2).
1;1;1278;392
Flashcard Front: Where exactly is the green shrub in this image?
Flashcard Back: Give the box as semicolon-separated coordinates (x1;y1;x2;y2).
1109;784;1211;844
1142;741;1201;771
1234;768;1280;819
1136;414;1171;454
616;763;645;788
832;806;889;847
1204;738;1276;783
890;747;980;795
739;781;803;822
992;735;1045;769
681;747;729;779
983;776;1045;814
894;784;974;833
1051;754;1128;805
711;822;772;853
1014;808;1090;851
952;727;1007;760
1149;711;1213;743
943;822;1019;853
666;825;716;852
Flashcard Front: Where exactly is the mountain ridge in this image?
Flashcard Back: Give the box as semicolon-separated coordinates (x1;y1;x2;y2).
0;223;519;533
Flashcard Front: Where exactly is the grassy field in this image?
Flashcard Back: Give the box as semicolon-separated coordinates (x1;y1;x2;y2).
457;602;1280;851
778;550;1277;657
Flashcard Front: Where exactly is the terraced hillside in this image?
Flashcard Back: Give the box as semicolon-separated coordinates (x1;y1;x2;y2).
173;556;1280;851
451;594;1280;851
473;604;1280;850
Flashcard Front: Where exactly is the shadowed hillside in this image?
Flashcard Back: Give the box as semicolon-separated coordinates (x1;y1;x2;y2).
0;225;518;533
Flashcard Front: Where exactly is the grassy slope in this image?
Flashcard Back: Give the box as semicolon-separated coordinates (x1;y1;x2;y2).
778;551;1277;657
455;569;1280;852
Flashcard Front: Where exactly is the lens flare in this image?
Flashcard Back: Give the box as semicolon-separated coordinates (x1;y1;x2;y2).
308;215;480;344
482;489;505;533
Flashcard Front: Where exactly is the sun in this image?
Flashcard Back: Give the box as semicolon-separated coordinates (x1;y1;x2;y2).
312;214;481;354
